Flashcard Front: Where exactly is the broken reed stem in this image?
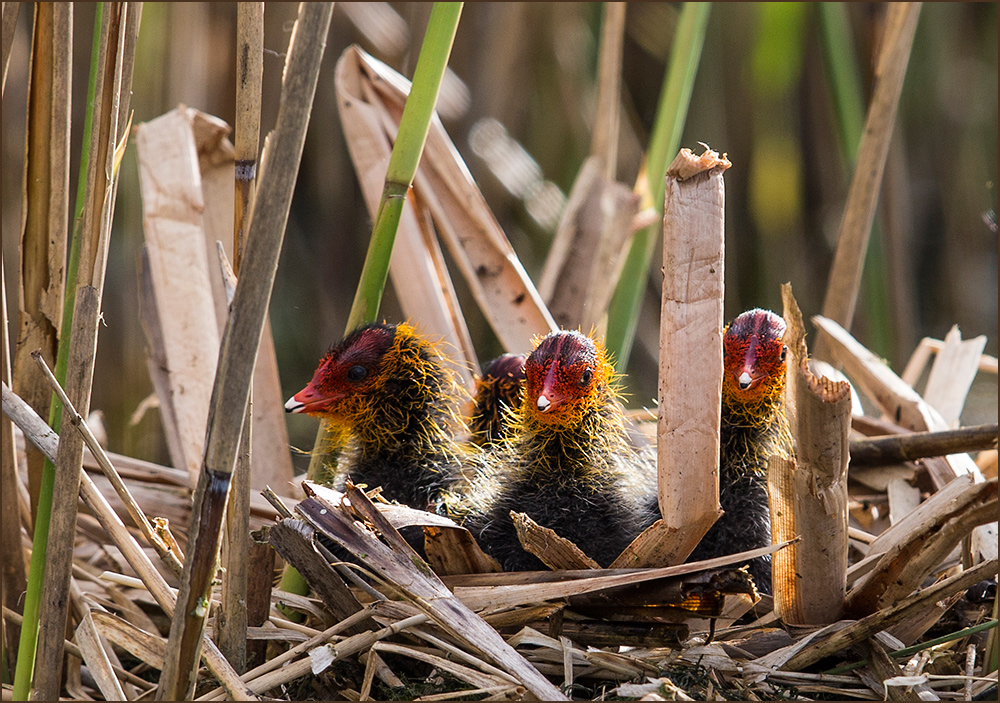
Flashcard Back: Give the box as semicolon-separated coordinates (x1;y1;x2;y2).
218;0;264;674
815;2;922;360
770;284;851;625
22;3;139;697
29;350;183;576
656;147;730;564
850;424;998;466
12;0;70;518
783;557;998;671
1;382;257;700
157;4;334;699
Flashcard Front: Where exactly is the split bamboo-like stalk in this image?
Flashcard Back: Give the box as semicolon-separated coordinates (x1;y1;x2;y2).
655;146;730;564
815;2;922;359
769;284;851;625
12;0;71;515
157;4;333;699
218;2;264;672
31;4;138;697
1;381;257;700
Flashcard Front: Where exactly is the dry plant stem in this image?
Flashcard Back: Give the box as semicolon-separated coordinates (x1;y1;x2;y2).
1;1;19;93
850;424;998;467
2;381;258;700
815;2;922;359
298;483;568;700
32;3;138;695
196;608;379;702
771;285;851;625
29;350;183;576
218;4;264;673
3;607;154;692
782;557;997;671
846;477;997;616
157;4;333;699
135;108;222;485
13;0;71;516
656;147;729;562
590;2;625;179
511;511;602;570
1;258;26;669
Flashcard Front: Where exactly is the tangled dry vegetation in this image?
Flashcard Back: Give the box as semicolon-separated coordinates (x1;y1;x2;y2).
2;3;997;701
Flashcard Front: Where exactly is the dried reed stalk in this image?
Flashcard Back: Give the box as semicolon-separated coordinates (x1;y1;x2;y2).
655;146;730;564
537;3;638;332
846;475;997;617
135;107;222;486
1;381;257;700
511;511;602;570
30;350;183;576
75;610;127;701
32;5;138;695
813;315;997;562
12;0;71;514
591;2;626;178
769;285;851;625
902;336;998;386
781;557;997;671
920;325;988;427
157;4;333;698
297;482;569;700
850;424;998;467
815;2;922;358
218;4;263;668
341;46;558;355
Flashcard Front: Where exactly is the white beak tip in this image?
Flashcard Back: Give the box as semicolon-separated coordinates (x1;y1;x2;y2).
738;372;753;390
536;394;551;412
285;397;304;413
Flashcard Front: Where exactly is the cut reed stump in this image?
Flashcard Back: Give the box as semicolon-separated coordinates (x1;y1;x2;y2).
769;284;851;625
644;146;731;567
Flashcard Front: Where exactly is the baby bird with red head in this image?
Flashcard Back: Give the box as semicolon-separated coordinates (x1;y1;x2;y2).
285;322;470;512
687;308;792;594
468;353;526;446
457;330;657;571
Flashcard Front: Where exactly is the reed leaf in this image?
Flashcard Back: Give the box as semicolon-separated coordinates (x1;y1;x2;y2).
157;4;333;698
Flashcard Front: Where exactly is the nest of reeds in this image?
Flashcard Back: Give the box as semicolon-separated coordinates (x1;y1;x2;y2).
2;3;997;701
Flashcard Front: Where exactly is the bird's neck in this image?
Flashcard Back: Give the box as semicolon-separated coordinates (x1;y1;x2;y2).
515;400;628;486
720;397;791;479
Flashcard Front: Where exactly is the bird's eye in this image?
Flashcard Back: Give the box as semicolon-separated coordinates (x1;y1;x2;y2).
347;365;368;382
780;346;788;362
579;368;593;386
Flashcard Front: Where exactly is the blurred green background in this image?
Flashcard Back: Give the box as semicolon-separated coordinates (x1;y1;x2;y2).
3;2;997;476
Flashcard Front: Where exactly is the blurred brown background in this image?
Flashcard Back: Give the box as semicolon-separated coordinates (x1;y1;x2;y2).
3;3;996;476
